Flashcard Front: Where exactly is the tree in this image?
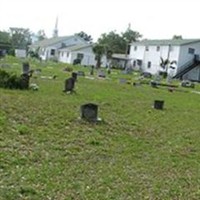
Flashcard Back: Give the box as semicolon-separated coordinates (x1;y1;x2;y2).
0;30;12;55
172;35;183;39
97;28;142;54
36;30;46;41
98;31;126;54
0;30;11;43
9;27;32;50
122;28;142;43
92;44;105;68
76;31;93;43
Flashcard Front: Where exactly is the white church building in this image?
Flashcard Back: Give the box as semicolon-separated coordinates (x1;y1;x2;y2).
129;39;200;81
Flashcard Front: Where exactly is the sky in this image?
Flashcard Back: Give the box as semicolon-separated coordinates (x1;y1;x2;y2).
1;0;200;42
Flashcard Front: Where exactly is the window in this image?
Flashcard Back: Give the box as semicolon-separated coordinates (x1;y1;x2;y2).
145;46;149;51
50;49;55;56
67;52;69;57
188;48;195;54
134;46;137;51
156;46;160;51
77;53;84;60
137;59;142;66
147;61;151;68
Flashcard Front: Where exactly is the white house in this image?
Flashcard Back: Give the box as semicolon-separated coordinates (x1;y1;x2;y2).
58;43;107;66
129;39;200;80
29;35;88;61
29;35;107;67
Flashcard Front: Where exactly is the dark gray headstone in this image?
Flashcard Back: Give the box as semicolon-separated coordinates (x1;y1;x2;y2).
90;66;94;75
77;71;85;76
22;62;30;74
81;103;98;122
64;77;75;93
154;100;164;110
72;72;77;81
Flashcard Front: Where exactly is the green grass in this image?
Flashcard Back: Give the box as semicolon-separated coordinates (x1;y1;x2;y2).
1;56;200;199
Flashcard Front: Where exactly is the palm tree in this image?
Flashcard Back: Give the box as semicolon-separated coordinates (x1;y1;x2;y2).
92;44;105;69
160;57;169;71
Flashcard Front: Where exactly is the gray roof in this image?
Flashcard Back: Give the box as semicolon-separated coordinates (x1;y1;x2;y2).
131;39;200;46
112;53;130;60
30;35;85;48
59;44;93;52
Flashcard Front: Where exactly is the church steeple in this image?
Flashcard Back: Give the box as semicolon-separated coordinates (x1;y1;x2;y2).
53;16;58;37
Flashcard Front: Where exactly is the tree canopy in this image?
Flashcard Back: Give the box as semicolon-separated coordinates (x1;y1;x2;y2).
36;30;47;41
9;27;32;49
76;31;93;43
97;28;142;54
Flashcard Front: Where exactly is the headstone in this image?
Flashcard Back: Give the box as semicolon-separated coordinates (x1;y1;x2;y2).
90;65;94;75
98;71;106;78
77;71;85;76
63;77;75;93
81;103;98;122
181;80;195;88
72;72;77;81
150;80;158;88
119;78;127;84
20;73;30;89
20;70;33;89
141;72;152;78
154;100;164;110
35;69;42;74
22;62;30;74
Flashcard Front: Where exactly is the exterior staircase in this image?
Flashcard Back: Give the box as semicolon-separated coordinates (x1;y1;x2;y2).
173;55;200;79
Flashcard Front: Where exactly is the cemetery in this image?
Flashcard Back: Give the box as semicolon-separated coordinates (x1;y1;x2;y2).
1;56;200;199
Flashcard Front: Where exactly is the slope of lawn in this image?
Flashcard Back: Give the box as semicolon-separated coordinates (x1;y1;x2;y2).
1;57;200;199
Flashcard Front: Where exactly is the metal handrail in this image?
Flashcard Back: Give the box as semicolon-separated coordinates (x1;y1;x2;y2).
176;58;195;74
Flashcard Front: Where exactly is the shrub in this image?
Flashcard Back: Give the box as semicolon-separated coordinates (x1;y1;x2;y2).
0;69;30;90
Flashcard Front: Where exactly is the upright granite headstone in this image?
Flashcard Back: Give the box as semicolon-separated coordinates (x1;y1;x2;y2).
81;103;98;122
72;72;77;81
77;71;85;76
22;62;30;74
154;100;164;110
90;65;94;75
63;77;75;93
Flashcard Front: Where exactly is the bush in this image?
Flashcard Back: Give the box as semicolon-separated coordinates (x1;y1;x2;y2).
0;69;30;90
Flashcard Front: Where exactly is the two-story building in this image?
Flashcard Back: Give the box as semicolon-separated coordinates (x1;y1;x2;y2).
129;39;200;81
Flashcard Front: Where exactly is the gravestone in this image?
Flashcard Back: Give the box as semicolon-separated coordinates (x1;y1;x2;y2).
72;72;77;81
81;103;98;122
98;71;106;78
20;71;33;89
77;71;85;76
22;62;30;74
35;69;42;74
119;78;127;84
90;65;94;75
154;100;164;110
63;77;75;93
150;80;158;88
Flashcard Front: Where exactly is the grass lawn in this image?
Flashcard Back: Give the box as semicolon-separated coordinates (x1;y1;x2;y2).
1;57;200;199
